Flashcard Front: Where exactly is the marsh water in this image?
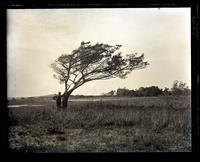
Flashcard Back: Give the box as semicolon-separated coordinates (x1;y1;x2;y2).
8;104;44;108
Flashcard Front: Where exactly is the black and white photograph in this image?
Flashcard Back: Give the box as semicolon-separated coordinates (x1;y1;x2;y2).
7;8;192;153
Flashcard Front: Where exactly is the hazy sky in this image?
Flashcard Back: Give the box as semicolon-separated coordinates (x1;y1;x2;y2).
7;8;191;97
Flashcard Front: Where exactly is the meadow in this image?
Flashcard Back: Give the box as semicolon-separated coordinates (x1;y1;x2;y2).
8;96;191;152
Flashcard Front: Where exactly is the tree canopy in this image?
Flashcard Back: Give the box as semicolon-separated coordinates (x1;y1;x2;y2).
50;41;149;108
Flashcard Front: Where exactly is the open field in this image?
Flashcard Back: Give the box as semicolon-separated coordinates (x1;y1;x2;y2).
8;96;191;152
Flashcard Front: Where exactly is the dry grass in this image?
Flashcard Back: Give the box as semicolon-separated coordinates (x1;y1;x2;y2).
8;96;191;152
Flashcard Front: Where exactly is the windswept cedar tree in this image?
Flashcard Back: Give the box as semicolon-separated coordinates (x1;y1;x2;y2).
51;41;149;109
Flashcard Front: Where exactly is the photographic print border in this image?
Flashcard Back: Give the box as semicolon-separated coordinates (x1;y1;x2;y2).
1;0;199;161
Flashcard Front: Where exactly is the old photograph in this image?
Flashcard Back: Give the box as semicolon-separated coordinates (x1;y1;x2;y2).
7;8;191;152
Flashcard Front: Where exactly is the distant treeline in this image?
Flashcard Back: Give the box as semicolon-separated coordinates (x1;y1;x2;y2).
104;80;191;97
10;80;191;100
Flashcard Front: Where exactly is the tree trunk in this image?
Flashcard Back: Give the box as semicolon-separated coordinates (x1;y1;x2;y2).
62;81;74;110
62;93;70;110
62;81;70;110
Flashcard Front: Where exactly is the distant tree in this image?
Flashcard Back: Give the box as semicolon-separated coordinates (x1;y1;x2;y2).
116;88;124;96
129;90;136;97
136;86;162;97
172;80;179;88
51;41;148;109
138;87;145;96
171;80;190;95
116;87;130;96
163;87;169;96
144;86;163;96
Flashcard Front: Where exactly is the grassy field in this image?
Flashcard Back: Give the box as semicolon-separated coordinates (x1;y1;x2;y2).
8;96;191;152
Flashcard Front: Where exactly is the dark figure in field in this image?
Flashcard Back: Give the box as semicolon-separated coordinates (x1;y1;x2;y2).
53;92;66;110
56;92;62;110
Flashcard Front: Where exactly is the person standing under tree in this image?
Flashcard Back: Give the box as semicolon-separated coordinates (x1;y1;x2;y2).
53;92;66;110
56;92;62;110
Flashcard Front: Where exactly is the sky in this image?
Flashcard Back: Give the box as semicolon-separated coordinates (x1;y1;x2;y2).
7;8;191;97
